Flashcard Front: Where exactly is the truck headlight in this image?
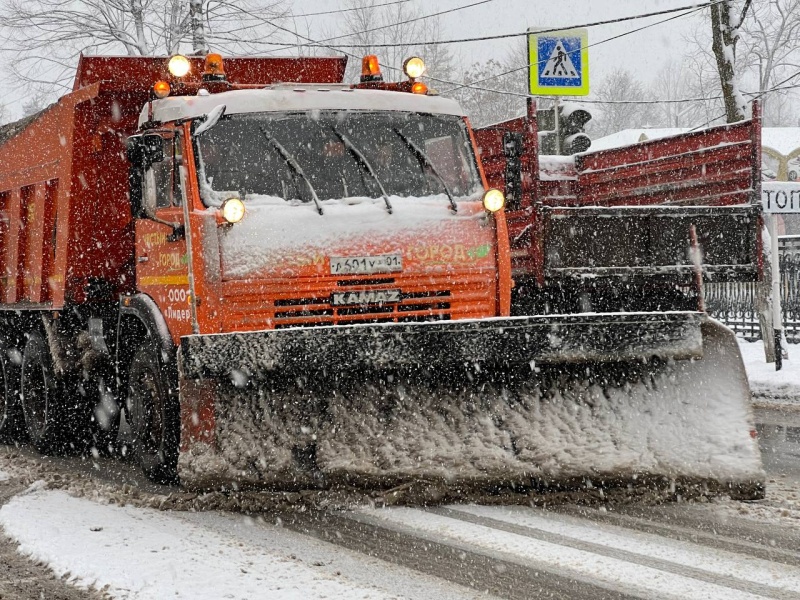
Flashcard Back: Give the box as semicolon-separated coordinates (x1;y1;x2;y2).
482;189;505;213
403;56;425;79
168;54;191;78
221;198;245;223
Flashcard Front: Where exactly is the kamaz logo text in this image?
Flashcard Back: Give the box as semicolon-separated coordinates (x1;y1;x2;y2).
332;290;401;306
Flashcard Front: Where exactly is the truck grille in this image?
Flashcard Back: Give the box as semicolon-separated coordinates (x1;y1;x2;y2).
273;289;451;328
220;272;494;332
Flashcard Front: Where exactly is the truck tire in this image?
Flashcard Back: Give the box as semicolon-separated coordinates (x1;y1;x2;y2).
0;341;23;443
20;331;66;454
126;342;179;484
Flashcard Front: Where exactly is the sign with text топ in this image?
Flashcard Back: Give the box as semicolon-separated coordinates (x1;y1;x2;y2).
762;181;800;213
528;28;589;96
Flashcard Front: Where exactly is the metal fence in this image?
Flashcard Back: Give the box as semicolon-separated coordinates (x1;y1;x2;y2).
706;235;800;342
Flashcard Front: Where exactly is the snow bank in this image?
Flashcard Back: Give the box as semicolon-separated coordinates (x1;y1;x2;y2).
0;487;408;600
739;339;800;405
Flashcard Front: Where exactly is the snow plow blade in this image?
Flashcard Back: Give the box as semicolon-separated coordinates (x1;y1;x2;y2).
177;313;764;499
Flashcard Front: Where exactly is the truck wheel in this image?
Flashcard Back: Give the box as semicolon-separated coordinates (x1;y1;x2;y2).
0;341;23;443
20;331;65;454
126;343;179;484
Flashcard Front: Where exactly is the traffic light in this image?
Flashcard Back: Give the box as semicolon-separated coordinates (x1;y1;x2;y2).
560;105;592;154
536;105;592;155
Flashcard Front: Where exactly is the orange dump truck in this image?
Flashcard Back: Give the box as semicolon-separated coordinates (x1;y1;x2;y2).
0;54;764;497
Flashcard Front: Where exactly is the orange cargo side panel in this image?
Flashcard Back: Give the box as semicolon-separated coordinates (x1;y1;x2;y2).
0;83;100;308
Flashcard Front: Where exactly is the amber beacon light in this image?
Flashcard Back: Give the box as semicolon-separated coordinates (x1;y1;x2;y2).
360;55;383;82
204;53;226;81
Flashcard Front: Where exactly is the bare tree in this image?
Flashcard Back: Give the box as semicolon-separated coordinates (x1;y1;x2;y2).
589;69;656;137
330;0;454;84
650;60;716;128
450;58;527;128
0;0;284;105
738;0;800;126
710;0;752;122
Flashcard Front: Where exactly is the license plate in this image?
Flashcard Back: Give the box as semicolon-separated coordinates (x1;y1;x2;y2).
332;289;401;306
330;254;402;275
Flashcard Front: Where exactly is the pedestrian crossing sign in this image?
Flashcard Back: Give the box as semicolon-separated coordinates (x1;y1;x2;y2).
528;28;589;96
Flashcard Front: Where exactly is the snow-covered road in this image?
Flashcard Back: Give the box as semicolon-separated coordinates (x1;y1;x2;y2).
2;482;800;600
0;336;797;599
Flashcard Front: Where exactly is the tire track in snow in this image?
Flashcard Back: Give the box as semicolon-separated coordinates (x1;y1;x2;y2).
282;510;639;600
339;505;800;600
554;503;800;568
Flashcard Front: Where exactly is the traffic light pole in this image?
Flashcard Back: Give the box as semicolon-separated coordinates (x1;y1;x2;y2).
553;96;561;155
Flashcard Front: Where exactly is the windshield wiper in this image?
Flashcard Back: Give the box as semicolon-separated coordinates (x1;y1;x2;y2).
332;127;393;214
259;126;323;215
393;128;457;213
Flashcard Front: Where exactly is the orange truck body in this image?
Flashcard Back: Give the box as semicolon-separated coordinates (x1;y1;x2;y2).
0;53;533;483
0;54;748;491
0;55;348;313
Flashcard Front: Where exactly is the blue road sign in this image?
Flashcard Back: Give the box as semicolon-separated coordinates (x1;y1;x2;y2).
528;28;589;96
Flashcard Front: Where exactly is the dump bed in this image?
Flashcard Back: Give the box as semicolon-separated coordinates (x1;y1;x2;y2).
474;102;762;286
0;55;347;309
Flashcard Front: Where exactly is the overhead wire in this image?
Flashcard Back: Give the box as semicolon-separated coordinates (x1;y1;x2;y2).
302;0;726;49
254;0;497;55
439;2;714;94
687;71;800;131
279;0;413;18
228;0;797;130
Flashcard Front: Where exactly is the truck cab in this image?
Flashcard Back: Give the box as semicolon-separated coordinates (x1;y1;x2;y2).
128;77;511;347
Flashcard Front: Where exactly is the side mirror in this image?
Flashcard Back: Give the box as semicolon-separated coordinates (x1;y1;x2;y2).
127;134;164;168
126;134;165;219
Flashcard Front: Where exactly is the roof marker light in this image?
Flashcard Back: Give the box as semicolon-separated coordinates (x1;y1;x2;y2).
168;54;191;78
153;80;171;99
411;81;428;95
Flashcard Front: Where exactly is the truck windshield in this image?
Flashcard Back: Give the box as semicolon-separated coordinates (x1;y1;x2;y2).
194;111;482;206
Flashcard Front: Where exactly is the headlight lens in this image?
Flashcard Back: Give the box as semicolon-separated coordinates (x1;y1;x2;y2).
168;55;191;77
221;198;245;223
482;188;505;213
403;56;425;79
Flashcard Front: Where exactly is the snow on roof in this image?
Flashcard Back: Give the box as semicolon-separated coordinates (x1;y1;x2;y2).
588;129;688;153
138;86;466;127
590;126;800;157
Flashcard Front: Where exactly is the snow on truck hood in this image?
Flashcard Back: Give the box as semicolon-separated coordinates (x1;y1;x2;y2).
217;194;491;279
139;86;467;127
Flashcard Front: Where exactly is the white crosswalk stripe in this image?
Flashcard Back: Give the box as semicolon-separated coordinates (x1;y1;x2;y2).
350;505;800;600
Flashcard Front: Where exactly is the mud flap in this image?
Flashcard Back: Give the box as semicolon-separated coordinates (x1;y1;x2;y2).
176;314;764;498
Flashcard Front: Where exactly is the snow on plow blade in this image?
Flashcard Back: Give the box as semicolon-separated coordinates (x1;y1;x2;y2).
177;313;764;499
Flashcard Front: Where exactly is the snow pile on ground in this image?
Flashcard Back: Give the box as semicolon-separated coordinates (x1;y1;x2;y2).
738;339;800;405
0;486;409;600
0;470;8;482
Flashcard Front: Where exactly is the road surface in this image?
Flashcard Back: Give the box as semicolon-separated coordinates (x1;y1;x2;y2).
0;407;797;599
